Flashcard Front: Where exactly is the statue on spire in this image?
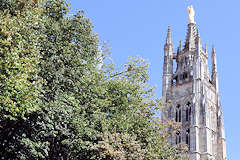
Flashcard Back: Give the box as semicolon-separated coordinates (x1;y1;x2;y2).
187;5;195;24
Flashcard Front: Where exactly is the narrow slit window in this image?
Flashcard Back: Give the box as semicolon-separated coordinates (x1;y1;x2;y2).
175;111;178;122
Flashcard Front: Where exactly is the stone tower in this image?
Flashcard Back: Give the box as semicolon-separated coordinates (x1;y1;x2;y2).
162;6;226;160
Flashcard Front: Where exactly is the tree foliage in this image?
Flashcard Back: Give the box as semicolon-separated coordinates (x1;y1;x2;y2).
0;0;43;120
0;0;182;159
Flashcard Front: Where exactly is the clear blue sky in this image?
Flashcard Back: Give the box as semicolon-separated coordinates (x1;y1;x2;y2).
68;0;239;159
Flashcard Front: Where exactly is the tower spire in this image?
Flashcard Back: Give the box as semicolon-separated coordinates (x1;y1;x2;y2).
196;30;202;50
162;27;173;102
184;6;198;51
205;44;208;55
166;26;172;44
212;45;217;72
164;26;173;55
179;40;182;50
211;45;219;92
184;23;197;51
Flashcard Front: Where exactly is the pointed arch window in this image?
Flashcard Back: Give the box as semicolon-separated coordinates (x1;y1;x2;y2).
175;105;181;122
176;131;181;144
186;102;191;122
186;128;190;148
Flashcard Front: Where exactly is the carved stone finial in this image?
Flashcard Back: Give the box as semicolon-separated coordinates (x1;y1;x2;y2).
187;5;195;24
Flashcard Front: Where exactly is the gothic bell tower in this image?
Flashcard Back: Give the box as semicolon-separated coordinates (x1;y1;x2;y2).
162;6;226;160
